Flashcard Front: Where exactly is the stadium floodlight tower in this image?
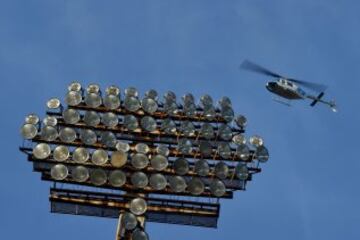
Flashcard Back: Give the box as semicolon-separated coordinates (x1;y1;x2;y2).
19;82;269;240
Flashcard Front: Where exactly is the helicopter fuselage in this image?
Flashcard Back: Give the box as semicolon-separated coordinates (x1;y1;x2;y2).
266;78;306;100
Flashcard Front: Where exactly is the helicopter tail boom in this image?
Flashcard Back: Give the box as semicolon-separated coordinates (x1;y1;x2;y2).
310;92;325;106
307;93;337;112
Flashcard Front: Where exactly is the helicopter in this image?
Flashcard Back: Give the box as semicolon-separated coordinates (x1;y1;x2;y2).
240;60;337;112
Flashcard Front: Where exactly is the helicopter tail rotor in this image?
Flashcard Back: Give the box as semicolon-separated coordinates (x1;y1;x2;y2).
310;92;325;107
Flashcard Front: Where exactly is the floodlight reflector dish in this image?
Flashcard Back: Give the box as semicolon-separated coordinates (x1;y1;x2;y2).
232;134;246;145
124;96;141;112
209;179;226;197
123;115;139;131
217;142;232;159
131;172;148;189
235;115;247;128
218;124;232;141
235;163;249;180
90;168;107;186
150;154;168;171
122;212;138;230
80;129;97;145
140;116;157;132
41;126;58;141
25;114;39;125
169;176;187;193
214;162;229;180
203;105;216;120
59;127;77;143
103;94;121;110
219;96;232;108
72;166;89;182
116;141;130;152
43;116;58;127
135;143;150;154
200;123;214;140
249;135;264;147
53;145;70;161
20;124;38;139
65;91;82;106
156;145;169;157
68;82;82;92
125;87;138;98
188;178;205;195
72;147;89;163
182;93;195;105
160;118;177;134
236;144;250;160
110;150;127;168
50;164;68;180
183;103;196;117
221;106;234;122
62;108;80;124
132;229;149;240
164;91;176;102
195;159;210;177
47;98;61;109
177;139;192;155
164;100;178;116
86;84;100;94
105;85;120;96
199;141;212;157
83;111;101;127
33;143;51;159
109;170;126;187
200;94;213;107
180;121;195;137
100;131;117;148
91;149;109;165
149;173;167;190
141;97;158;114
131;153;149;169
85;93;102;108
173;158;189;175
101;112;118;128
256;145;269;163
130;198;147;215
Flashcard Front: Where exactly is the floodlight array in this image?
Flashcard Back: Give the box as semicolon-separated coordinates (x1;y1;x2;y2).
20;82;269;239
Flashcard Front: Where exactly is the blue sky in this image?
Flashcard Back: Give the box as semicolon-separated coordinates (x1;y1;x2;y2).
1;1;359;239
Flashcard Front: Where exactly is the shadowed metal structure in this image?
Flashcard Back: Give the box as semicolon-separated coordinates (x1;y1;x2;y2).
19;82;269;240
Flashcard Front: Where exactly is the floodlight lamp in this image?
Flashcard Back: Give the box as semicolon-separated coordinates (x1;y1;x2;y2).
59;127;77;143
83;111;101;127
218;124;232;141
149;173;167;190
160;119;176;134
62;108;80;124
131;153;149;169
200;94;213;107
90;168;107;186
182;93;195;105
135;143;150;154
125;87;138;98
25;114;39;125
173;158;189;175
217;142;232;159
123;115;139;131
86;84;100;94
218;96;232;108
103;94;121;110
43;116;58;127
141;97;158;114
199;141;212;157
72;166;89;182
183;103;196;117
214;162;229;180
256;145;269;163
235;115;247;128
164;91;176;102
132;229;149;240
33;143;51;159
50;164;68;180
91;149;109;165
150;154;168;171
179;121;195;137
145;89;158;100
53;145;69;161
232;134;246;145
209;179;226;197
168;176;187;193
101;112;118;128
203;105;216;120
235;163;249;180
249;135;264;147
124;96;141;112
110;150;127;168
130;198;147;216
41;126;58;141
109;170;126;187
72;147;89;163
20;123;38;139
187;178;205;195
46;98;61;109
200;123;214;140
164;100;178;116
68;82;82;92
177;139;192;154
65;91;82;106
194;159;210;176
155;144;169;157
100;131;117;148
122;212;138;230
220;106;234;122
105;85;120;96
236;144;250;160
80;129;97;145
85;92;102;108
140;116;157;132
131;172;148;189
116;141;130;153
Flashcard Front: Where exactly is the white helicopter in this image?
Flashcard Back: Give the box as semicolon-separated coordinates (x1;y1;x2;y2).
240;60;337;112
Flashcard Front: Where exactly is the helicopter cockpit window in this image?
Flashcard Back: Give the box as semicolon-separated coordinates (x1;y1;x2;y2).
287;82;293;87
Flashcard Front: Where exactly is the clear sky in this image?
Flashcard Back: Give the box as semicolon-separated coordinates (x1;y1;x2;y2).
1;1;359;239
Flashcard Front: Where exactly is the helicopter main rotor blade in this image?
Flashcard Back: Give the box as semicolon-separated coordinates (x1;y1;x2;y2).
288;78;328;92
240;60;283;78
